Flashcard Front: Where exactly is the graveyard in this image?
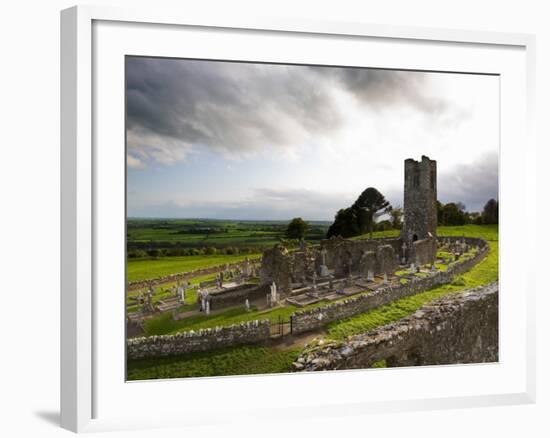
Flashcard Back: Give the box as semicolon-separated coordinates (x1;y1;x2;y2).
126;156;499;379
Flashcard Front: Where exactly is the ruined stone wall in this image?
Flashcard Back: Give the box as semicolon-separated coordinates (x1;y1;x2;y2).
127;320;270;359
209;284;269;310
376;244;398;274
292;283;498;371
412;237;437;266
318;236;401;277
260;245;292;296
290;239;489;334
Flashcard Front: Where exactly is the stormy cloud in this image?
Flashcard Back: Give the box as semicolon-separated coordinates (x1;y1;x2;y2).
126;57;499;219
126;58;458;168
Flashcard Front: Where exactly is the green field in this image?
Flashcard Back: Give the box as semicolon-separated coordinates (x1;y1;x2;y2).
127;218;330;251
127;253;261;282
127;224;498;379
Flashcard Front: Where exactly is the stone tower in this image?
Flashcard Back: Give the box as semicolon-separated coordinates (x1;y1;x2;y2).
401;155;437;246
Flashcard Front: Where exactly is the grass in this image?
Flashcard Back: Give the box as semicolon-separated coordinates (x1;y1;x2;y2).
143;301;299;336
127;272;220;315
142;225;498;336
128;224;498;379
127;345;301;380
326;225;498;340
127;218;330;249
127;253;261;282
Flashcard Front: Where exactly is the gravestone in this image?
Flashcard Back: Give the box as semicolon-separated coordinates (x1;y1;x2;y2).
367;270;374;282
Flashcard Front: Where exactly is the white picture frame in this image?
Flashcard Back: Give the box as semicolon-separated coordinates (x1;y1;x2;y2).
60;4;536;433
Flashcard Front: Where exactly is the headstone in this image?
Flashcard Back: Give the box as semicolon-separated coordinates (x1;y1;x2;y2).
383;273;388;284
410;263;416;274
299;238;306;251
245;298;250;312
367;270;374;282
205;301;210;316
431;264;436;273
319;248;329;276
266;293;272;308
270;282;278;304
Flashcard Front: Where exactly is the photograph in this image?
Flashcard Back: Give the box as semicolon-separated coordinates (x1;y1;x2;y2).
124;56;499;380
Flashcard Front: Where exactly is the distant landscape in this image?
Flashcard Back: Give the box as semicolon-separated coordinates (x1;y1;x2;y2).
127;218;331;256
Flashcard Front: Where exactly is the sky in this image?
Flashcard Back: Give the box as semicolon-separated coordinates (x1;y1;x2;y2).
126;56;499;221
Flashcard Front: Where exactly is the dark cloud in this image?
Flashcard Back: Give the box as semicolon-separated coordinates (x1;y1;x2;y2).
313;67;449;115
438;151;499;212
126;57;342;166
126;58;456;167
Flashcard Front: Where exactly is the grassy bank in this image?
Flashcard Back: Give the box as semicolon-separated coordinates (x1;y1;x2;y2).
127;345;301;380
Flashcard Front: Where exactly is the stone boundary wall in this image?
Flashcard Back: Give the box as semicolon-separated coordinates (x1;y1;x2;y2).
127;258;260;292
127;320;270;360
290;237;489;335
292;282;498;371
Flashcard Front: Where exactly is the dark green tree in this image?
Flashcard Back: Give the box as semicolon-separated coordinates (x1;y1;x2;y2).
326;208;360;238
482;198;499;224
285;217;309;239
389;206;403;230
441;202;467;226
352;187;392;239
437;200;444;225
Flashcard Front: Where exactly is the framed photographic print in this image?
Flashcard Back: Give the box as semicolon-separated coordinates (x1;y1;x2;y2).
61;5;536;433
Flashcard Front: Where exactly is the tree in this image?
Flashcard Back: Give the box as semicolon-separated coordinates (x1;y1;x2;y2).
376;220;393;232
482;198;499;224
326;208;360;238
441;202;467;226
390;207;403;230
469;211;483;225
285;217;309;239
352;187;392;239
437;200;444;225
